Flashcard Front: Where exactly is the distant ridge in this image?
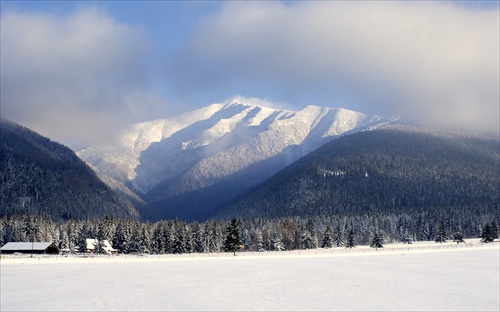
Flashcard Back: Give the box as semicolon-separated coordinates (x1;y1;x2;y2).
212;126;500;220
0;119;139;220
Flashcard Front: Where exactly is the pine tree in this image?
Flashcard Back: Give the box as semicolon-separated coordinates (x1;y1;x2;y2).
346;229;356;249
435;220;447;243
370;233;384;249
127;222;141;253
191;222;204;253
333;226;345;247
223;219;242;256
253;229;265;252
210;222;222;253
480;222;498;243
94;238;106;254
0;220;5;247
402;233;413;244
300;227;314;249
305;220;318;248
95;222;107;254
270;230;285;251
452;231;464;244
58;226;70;250
172;223;188;254
139;225;150;254
242;228;251;251
151;222;165;254
112;220;129;253
76;226;88;253
163;222;175;254
321;226;333;249
202;223;212;253
490;221;499;241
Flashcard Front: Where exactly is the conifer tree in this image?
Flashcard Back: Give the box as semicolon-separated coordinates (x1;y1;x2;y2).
150;223;165;254
370;233;384;249
490;221;499;240
242;228;251;251
139;225;151;254
58;228;68;250
127;223;141;253
300;227;314;249
346;229;356;249
112;220;129;253
306;220;318;248
253;229;265;252
435;220;447;243
94;238;106;254
172;223;189;254
402;233;413;244
223;219;242;256
271;230;285;251
333;226;345;247
191;222;204;253
452;231;464;244
210;222;222;253
163;222;175;254
202;223;212;253
76;226;88;253
480;222;498;243
321;226;333;248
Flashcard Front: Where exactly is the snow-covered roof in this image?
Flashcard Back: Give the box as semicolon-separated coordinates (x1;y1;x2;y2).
85;239;117;253
1;242;55;251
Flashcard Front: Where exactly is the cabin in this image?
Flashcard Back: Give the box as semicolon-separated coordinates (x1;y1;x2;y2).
0;242;60;254
85;239;117;254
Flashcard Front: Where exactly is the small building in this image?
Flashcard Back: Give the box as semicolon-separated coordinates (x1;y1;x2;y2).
0;242;60;254
85;239;117;254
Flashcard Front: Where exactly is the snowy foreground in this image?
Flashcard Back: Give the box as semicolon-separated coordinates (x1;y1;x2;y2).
1;239;499;311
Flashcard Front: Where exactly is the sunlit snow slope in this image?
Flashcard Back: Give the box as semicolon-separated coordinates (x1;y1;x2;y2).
78;100;396;220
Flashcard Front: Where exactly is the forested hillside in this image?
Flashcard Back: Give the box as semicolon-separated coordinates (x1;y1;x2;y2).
0;120;139;220
214;126;500;220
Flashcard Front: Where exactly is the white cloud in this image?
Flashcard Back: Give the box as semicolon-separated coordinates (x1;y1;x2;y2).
175;1;499;133
0;8;157;147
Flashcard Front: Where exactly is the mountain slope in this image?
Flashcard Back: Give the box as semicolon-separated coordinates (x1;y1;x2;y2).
213;126;500;220
0;119;139;220
78;100;396;221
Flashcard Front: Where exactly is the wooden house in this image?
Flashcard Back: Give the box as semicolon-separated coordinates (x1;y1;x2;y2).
0;242;60;254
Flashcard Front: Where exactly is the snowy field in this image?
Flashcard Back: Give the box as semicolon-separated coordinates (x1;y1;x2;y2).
1;239;499;311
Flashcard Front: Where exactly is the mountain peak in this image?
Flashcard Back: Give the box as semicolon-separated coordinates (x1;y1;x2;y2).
78;101;396;221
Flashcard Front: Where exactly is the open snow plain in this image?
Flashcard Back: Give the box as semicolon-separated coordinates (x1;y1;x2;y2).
1;240;499;311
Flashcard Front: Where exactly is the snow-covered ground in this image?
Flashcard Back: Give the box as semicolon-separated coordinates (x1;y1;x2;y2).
1;239;499;311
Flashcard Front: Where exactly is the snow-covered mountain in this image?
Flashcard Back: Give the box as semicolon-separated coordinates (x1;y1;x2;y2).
78;100;397;220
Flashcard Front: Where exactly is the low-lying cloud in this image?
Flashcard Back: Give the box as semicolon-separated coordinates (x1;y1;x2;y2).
2;2;497;148
1;8;158;147
173;1;499;133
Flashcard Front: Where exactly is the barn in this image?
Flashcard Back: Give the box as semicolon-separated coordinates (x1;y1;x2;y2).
0;242;60;254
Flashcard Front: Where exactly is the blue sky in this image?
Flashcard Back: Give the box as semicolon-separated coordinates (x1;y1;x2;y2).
1;1;499;147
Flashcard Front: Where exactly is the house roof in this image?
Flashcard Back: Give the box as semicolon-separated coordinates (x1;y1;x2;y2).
85;239;117;252
1;242;56;251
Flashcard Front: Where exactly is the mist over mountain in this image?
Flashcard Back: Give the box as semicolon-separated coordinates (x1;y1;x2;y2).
78;100;396;221
0;119;139;220
213;126;500;220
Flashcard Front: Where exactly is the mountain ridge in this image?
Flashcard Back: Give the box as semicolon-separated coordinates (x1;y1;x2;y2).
212;125;500;220
78;100;397;220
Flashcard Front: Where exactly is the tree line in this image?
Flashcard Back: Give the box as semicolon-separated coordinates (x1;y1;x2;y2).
1;209;498;254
